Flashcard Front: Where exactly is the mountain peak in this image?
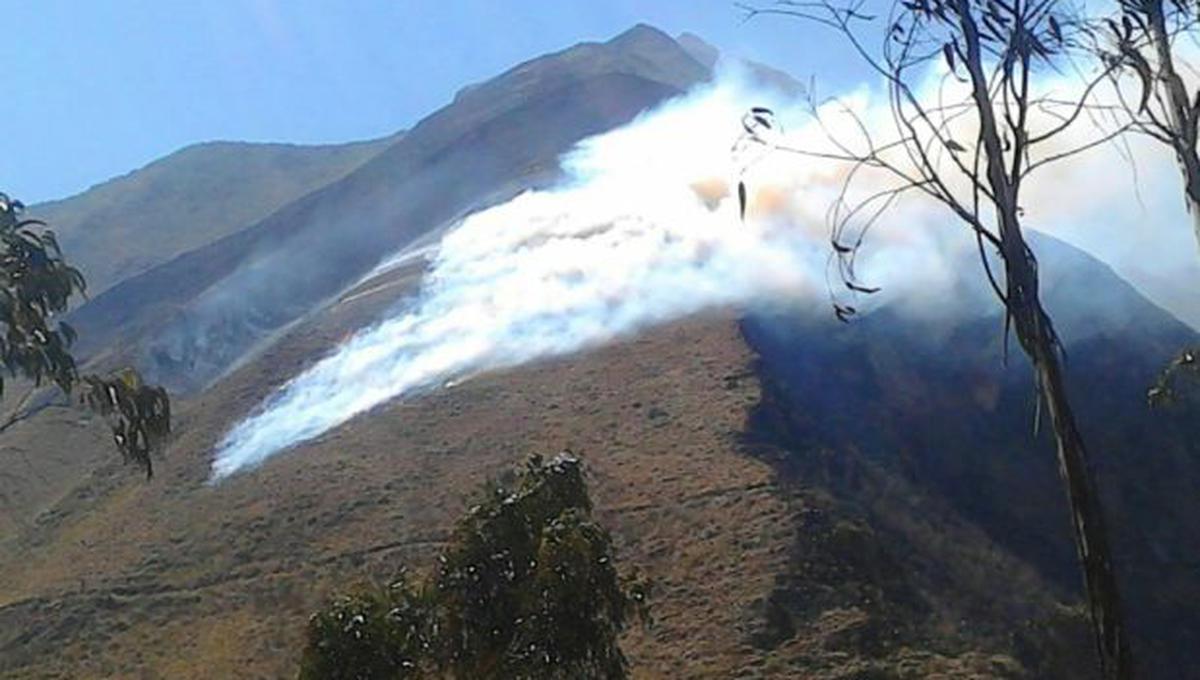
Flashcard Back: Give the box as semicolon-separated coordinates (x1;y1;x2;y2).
450;23;710;110
676;32;720;69
607;23;676;48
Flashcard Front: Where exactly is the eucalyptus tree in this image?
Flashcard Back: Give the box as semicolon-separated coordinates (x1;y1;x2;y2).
1094;0;1200;248
0;193;169;477
1081;1;1200;403
739;1;1131;676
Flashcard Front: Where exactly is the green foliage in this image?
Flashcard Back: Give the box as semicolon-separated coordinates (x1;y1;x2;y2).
299;572;435;680
0;192;170;477
0;193;87;395
79;369;171;478
299;453;650;680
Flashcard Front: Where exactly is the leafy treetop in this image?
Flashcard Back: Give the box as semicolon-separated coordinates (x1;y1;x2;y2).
299;452;650;680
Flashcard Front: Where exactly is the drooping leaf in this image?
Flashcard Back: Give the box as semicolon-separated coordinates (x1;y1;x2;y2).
1048;15;1062;43
846;281;882;294
79;370;171;478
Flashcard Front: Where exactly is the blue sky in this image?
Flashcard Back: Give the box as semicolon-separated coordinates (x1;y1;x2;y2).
1;1;866;203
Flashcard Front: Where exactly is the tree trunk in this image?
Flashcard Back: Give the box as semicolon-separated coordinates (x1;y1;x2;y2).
1188;193;1200;253
996;215;1133;680
953;4;1133;677
1146;0;1200;253
1028;314;1131;679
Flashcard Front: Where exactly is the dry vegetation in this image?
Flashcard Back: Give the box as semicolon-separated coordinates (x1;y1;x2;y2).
0;253;1085;677
1;261;800;678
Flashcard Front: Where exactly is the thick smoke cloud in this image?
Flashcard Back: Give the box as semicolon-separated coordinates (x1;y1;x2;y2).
212;79;825;478
211;67;1199;479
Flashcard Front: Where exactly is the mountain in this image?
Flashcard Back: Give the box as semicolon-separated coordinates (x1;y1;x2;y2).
0;20;717;547
1;24;1198;680
742;234;1200;678
65;24;711;394
32;138;395;297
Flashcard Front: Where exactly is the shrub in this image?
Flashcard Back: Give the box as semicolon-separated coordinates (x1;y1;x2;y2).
299;453;650;680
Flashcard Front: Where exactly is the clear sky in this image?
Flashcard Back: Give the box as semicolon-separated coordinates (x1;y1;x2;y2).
1;1;868;204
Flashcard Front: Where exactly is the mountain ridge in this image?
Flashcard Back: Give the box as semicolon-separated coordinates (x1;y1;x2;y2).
31;136;398;297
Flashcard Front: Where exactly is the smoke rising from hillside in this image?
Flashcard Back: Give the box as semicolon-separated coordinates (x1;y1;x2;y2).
211;68;1199;479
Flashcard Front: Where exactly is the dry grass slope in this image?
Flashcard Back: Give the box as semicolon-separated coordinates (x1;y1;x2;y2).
0;299;799;678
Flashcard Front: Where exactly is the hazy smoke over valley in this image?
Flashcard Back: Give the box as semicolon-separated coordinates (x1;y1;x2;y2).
211;67;1200;479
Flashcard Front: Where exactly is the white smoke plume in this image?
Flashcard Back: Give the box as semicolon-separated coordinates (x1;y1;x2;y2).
211;65;1199;480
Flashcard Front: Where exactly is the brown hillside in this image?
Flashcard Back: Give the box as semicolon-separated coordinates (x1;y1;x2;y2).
0;255;1070;678
0;305;791;678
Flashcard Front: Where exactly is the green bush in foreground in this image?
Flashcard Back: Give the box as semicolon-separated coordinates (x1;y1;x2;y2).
300;453;650;680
